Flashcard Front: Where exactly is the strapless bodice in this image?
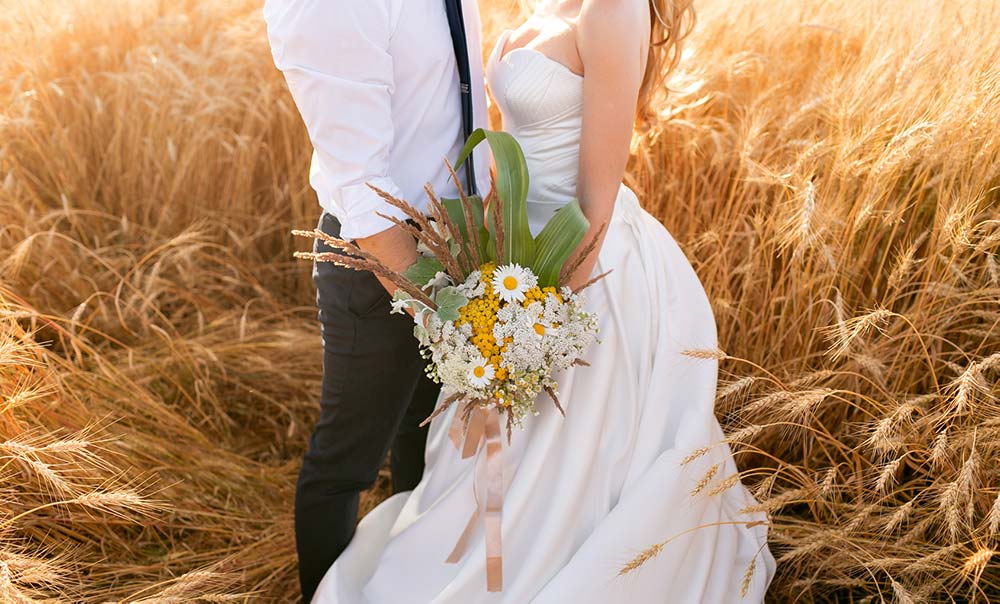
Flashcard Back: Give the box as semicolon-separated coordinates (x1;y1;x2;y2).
486;30;585;235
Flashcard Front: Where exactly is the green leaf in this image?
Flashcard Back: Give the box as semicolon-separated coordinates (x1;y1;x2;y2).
404;256;446;287
434;286;467;322
441;195;484;243
456;129;534;267
531;199;590;288
454;129;486;169
480;226;496;263
434;286;466;309
437;306;461;323
442;194;492;265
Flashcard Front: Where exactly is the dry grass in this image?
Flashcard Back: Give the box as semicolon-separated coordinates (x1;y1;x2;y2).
1;0;998;601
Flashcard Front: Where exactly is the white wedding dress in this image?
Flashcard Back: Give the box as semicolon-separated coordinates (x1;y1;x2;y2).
313;30;776;603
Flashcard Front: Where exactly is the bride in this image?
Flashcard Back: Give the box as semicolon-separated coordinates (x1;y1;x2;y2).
313;0;775;601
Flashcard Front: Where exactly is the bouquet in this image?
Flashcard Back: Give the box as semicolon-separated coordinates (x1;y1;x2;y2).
294;129;606;438
294;129;607;592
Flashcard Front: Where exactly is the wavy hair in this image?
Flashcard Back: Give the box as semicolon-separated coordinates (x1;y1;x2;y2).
638;0;697;126
513;1;696;125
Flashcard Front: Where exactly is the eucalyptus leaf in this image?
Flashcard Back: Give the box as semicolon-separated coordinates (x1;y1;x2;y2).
434;286;467;322
437;306;461;323
404;256;446;288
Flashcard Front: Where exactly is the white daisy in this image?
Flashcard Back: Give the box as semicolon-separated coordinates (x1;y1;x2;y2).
492;263;536;303
531;321;551;337
467;356;495;388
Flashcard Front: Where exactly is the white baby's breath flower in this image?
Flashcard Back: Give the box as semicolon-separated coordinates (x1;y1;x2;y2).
493;263;536;303
390;297;411;315
416;240;434;257
426;271;451;290
457;270;486;298
467;356;495;388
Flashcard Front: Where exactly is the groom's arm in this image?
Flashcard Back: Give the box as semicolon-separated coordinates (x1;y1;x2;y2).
263;0;416;291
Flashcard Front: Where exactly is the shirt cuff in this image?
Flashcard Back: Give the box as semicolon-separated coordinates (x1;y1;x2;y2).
333;177;411;241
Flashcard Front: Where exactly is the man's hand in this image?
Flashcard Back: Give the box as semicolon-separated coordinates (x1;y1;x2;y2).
354;224;418;300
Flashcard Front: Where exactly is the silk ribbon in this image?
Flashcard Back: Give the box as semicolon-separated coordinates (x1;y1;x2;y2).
446;405;504;592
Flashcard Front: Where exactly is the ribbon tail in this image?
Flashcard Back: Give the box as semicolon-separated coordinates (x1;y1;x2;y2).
462;407;488;459
484;407;504;591
443;404;505;592
446;507;481;564
448;405;466;449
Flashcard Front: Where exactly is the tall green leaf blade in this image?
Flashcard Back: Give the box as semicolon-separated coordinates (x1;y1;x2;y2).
441;195;491;264
531;199;590;287
456;129;534;267
480;224;496;263
441;195;483;242
455;129;486;169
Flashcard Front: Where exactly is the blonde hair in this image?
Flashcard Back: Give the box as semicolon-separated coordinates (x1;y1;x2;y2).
638;0;696;127
514;0;695;125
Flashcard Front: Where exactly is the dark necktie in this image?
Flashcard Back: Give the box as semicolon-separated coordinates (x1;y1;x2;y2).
443;0;478;195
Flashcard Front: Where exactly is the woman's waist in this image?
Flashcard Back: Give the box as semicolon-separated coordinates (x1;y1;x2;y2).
526;184;639;235
526;183;638;209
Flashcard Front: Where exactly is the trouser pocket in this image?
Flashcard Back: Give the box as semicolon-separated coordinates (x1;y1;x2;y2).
312;212;391;320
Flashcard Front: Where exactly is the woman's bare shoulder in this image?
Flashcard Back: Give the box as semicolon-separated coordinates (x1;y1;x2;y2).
577;0;649;63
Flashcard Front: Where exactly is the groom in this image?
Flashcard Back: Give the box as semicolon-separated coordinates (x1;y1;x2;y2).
263;0;489;600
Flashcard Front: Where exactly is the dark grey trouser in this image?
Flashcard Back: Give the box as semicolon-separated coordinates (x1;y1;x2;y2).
294;212;439;603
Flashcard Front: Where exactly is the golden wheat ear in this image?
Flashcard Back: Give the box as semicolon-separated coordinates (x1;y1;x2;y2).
291;227;437;309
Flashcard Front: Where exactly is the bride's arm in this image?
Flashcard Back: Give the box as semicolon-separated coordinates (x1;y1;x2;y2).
567;0;649;289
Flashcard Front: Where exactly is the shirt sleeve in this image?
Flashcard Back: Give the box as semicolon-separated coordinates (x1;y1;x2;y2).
263;0;408;240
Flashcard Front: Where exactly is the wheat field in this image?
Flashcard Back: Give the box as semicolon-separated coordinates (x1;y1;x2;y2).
1;0;998;601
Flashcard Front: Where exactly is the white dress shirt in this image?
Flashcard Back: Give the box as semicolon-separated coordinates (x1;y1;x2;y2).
263;0;490;241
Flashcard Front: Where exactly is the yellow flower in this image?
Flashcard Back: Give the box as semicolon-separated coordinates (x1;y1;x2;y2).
454;265;511;363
